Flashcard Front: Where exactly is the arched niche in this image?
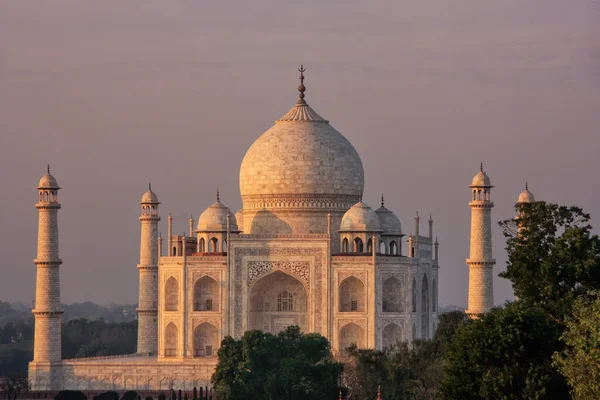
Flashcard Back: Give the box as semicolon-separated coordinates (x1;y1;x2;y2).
382;323;403;349
194;276;219;311
421;274;429;339
164;322;178;357
382;276;402;313
165;277;178;311
339;276;365;312
193;322;219;357
248;270;307;333
339;322;364;353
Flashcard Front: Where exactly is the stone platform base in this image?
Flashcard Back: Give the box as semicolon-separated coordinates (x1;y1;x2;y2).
29;355;217;391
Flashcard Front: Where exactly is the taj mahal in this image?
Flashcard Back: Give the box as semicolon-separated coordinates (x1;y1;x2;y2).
28;67;536;391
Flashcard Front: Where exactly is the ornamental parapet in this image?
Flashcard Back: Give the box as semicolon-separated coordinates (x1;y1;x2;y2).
137;264;158;271
32;310;63;316
466;258;496;266
139;215;161;222
468;201;494;209
34;259;62;266
136;308;158;314
62;352;140;362
36;203;61;210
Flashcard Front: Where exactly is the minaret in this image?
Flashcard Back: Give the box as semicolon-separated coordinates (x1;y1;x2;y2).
466;164;495;316
137;183;160;355
32;165;63;366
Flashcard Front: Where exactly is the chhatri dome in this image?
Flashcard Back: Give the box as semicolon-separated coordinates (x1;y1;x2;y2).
375;195;402;235
517;183;535;203
140;183;159;203
197;191;238;232
37;165;60;189
340;201;383;232
239;66;364;235
470;163;492;187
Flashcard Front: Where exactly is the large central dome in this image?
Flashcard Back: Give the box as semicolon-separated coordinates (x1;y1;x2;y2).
239;70;364;216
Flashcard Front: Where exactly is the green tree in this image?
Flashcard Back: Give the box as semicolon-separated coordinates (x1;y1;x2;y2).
499;202;600;321
553;291;600;399
442;302;569;400
432;311;467;353
211;326;343;400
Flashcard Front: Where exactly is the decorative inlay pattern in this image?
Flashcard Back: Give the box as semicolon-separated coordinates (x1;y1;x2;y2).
192;271;221;282
381;318;403;329
234;247;323;337
338;271;366;284
248;261;310;287
192;318;221;328
338;318;366;329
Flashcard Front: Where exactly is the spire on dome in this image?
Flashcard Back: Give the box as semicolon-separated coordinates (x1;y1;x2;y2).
47;164;50;174
526;181;529;190
297;64;306;105
216;189;220;202
149;182;152;191
480;162;484;172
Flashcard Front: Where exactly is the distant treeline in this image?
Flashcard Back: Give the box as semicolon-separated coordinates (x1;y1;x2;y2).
0;318;137;377
0;301;137;326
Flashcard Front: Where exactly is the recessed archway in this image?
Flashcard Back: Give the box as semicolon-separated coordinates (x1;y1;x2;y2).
382;323;403;349
165;277;178;311
382;276;402;313
164;322;178;357
249;270;308;333
421;275;429;339
194;276;218;311
339;276;365;312
193;322;219;357
339;322;364;354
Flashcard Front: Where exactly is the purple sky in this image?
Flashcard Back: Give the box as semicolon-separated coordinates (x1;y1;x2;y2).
1;0;598;307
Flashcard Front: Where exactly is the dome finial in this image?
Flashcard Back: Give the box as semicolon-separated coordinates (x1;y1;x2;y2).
47;164;50;174
216;189;220;202
381;194;384;207
149;182;152;191
525;181;529;190
480;162;484;172
297;64;307;105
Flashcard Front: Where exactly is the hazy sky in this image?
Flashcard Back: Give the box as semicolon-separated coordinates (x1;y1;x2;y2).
1;0;599;307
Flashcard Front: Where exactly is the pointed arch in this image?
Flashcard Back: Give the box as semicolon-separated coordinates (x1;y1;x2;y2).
382;276;402;313
194;276;218;311
389;241;398;255
354;237;363;253
209;237;218;252
164;322;178;357
165;277;178;311
339;276;364;312
379;241;386;254
342;238;349;252
432;278;437;312
339;322;364;353
412;278;417;312
421;274;429;339
382;323;403;349
193;322;219;357
199;238;205;252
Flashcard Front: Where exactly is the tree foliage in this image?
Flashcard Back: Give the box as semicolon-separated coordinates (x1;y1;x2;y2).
499;201;600;321
553;291;600;399
211;326;343;400
0;375;30;400
442;302;569;399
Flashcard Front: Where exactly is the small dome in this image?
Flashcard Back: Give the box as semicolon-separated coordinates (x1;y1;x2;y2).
140;189;159;204
375;205;402;235
197;200;238;232
38;166;60;189
518;186;535;203
470;171;491;187
340;201;383;232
